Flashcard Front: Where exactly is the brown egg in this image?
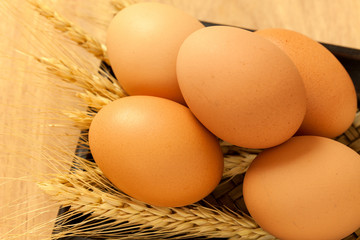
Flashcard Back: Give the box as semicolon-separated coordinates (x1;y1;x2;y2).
88;96;224;207
176;26;307;149
255;28;357;138
106;2;204;104
243;136;360;240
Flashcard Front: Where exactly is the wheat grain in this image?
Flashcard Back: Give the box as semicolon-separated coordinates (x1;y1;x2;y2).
111;0;137;11
28;0;109;65
353;111;360;128
223;155;255;178
62;109;95;130
76;91;113;110
220;142;259;178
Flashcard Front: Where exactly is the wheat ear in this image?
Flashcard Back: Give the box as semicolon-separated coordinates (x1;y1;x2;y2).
33;55;128;129
111;0;137;11
35;56;126;100
28;0;109;65
39;161;274;240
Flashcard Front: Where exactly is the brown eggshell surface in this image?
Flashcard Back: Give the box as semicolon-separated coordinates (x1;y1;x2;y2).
88;96;224;207
256;28;357;138
243;136;360;240
176;26;307;149
106;2;204;104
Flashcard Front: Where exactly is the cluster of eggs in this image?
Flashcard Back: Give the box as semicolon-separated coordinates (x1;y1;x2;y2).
88;2;360;240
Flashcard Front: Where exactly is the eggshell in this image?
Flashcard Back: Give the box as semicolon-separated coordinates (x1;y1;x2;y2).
243;136;360;240
255;28;357;138
106;2;204;104
176;26;307;149
88;96;224;207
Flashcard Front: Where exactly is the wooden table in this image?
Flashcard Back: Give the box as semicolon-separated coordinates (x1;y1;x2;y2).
1;0;359;239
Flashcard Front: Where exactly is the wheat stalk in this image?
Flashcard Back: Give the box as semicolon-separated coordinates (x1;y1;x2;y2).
28;0;109;65
38;161;274;240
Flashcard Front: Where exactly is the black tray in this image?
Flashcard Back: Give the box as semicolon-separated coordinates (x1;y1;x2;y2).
53;21;360;240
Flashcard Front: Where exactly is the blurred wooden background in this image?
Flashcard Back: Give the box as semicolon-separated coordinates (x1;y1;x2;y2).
0;0;359;239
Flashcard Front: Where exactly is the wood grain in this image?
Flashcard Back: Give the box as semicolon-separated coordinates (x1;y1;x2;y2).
152;0;360;48
0;0;359;239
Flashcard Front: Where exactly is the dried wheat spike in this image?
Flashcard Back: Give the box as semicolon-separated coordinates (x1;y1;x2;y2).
111;0;137;11
35;56;126;100
28;0;109;64
39;164;275;240
62;109;94;130
76;91;113;110
223;155;255;178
